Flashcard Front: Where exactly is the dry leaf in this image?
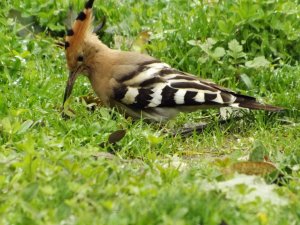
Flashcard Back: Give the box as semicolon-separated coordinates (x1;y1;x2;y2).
179;150;203;157
230;161;277;176
79;94;103;107
108;129;127;144
92;152;116;160
99;130;126;154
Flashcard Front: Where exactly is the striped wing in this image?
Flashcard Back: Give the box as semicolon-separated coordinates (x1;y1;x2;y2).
113;61;241;109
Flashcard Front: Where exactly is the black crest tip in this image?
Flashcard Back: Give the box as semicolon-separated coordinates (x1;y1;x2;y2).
85;0;94;9
67;29;74;36
76;11;87;21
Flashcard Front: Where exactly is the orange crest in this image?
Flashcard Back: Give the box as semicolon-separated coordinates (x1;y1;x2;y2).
65;0;94;69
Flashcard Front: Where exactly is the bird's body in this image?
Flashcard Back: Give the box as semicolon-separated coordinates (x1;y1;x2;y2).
63;0;282;122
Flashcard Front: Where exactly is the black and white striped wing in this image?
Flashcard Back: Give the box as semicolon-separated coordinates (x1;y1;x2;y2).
113;61;241;109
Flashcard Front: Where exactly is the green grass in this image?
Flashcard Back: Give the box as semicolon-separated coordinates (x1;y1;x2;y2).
1;0;300;224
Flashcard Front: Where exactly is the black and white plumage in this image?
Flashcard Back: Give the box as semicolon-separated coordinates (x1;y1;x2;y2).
63;0;283;122
109;59;281;121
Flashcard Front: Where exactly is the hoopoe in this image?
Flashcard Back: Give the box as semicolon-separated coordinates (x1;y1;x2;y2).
63;0;283;122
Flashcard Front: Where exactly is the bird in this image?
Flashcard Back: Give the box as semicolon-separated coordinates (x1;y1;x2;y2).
63;0;283;122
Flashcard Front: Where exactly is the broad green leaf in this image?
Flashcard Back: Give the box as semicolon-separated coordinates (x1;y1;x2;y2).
228;39;243;53
17;120;33;134
249;140;268;162
1;117;12;134
239;73;253;89
212;47;226;58
200;38;217;53
227;39;246;60
245;56;270;68
198;56;209;64
187;40;200;46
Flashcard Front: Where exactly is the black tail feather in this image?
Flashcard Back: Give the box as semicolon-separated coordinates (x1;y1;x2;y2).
237;101;284;112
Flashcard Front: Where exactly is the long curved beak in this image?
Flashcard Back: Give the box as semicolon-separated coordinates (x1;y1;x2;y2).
63;70;78;106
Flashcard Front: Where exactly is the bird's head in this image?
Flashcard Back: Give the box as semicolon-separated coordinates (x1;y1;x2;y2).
63;0;105;106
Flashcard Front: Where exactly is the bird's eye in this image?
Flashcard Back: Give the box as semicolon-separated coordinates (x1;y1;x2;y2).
77;55;84;62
